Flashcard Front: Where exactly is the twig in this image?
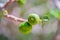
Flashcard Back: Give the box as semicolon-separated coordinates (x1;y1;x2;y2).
4;0;12;9
4;14;27;22
4;0;17;9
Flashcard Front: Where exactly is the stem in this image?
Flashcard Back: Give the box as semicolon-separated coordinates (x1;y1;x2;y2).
4;14;27;22
4;0;12;9
4;0;17;9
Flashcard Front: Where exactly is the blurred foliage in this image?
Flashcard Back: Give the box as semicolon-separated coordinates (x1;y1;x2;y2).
43;32;55;40
50;9;60;20
32;0;48;6
18;0;26;6
39;34;44;40
20;7;26;17
39;8;54;21
0;34;8;40
19;33;32;40
43;12;54;20
15;32;32;40
40;9;55;28
0;0;59;40
43;9;54;20
39;32;55;40
0;8;4;21
39;10;54;27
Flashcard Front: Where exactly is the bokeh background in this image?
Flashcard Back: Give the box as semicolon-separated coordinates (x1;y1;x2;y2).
0;0;60;40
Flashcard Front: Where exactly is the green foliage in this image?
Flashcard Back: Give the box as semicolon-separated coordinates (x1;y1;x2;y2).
28;13;40;25
20;7;26;17
39;10;54;27
19;22;32;34
44;11;54;20
0;34;8;40
21;33;32;40
40;9;54;22
39;32;55;40
40;10;54;27
0;8;4;21
32;0;48;6
43;32;55;40
50;9;60;20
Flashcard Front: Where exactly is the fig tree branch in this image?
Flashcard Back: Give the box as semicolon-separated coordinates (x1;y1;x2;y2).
4;14;27;22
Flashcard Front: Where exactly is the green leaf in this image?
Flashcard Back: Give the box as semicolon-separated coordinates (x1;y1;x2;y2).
50;9;60;20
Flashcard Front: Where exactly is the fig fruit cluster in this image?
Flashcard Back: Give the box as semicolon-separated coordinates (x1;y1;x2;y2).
18;9;60;34
18;14;40;34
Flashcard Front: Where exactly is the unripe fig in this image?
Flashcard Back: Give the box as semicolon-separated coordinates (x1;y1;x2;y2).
28;13;40;25
18;0;26;5
42;16;49;22
18;22;32;34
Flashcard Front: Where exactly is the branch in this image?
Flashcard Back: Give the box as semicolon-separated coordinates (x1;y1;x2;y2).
4;0;17;9
4;14;27;22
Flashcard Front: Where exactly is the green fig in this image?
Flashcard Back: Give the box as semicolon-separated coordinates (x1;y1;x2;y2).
42;16;49;22
19;22;32;34
18;0;26;5
28;13;40;25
